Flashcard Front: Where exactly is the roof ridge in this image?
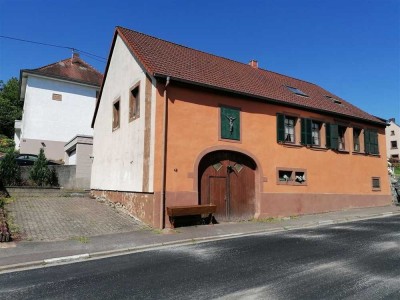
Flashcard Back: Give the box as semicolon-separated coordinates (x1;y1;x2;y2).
116;26;321;88
73;56;104;76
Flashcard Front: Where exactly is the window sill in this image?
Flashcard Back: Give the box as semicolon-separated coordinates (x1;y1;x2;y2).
335;149;350;154
279;142;303;148
372;188;381;192
277;181;307;186
308;146;328;151
352;151;365;155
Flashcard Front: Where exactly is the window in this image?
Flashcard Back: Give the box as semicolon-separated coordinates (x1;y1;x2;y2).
391;141;398;149
286;86;308;97
112;98;120;130
301;119;321;146
311;122;321;146
52;93;62;101
338;126;346;150
391;154;399;160
221;106;240;141
326;123;347;151
325;95;342;105
391;130;395;136
372;177;381;190
364;129;379;155
353;128;361;152
277;168;307;185
277;114;296;143
129;85;140;121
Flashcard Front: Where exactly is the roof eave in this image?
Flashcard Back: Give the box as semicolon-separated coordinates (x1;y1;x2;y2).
22;70;101;88
153;73;386;127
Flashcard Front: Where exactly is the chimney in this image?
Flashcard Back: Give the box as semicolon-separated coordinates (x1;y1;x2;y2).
388;118;396;123
249;60;258;68
72;52;80;63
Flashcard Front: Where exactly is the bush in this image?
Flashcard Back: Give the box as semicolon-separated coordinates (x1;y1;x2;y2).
0;150;21;185
0;134;15;153
29;148;58;186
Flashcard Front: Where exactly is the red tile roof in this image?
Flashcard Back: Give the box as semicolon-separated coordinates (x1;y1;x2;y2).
94;26;384;126
24;54;103;87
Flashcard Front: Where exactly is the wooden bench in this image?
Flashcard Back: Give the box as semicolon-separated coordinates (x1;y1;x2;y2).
166;204;217;228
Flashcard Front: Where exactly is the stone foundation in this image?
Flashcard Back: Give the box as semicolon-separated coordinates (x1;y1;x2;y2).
91;190;157;227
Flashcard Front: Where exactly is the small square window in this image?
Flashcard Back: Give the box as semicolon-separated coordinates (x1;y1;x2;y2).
129;85;140;121
372;177;380;190
52;93;62;101
278;170;293;182
391;141;398;149
112;99;120;131
390;130;395;136
277;168;307;185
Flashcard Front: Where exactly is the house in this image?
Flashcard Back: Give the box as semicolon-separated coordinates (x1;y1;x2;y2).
15;53;103;161
91;26;391;228
386;118;400;162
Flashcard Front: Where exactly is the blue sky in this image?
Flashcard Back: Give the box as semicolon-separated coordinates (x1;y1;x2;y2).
1;0;399;121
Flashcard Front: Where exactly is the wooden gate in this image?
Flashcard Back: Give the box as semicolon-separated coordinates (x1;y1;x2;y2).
198;151;256;221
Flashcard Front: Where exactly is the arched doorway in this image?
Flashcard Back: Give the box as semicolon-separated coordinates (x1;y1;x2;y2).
198;150;256;222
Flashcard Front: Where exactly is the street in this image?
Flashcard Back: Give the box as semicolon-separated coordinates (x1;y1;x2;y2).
1;215;400;299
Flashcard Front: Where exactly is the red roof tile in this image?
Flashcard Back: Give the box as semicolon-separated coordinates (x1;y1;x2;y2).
95;26;384;126
25;54;103;87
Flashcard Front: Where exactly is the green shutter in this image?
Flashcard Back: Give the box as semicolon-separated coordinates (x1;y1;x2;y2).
301;118;312;145
221;107;240;140
330;124;339;150
370;130;379;154
277;114;285;142
326;123;331;148
364;129;371;154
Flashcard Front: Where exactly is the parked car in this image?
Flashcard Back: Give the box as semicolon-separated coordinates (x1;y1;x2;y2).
12;154;60;166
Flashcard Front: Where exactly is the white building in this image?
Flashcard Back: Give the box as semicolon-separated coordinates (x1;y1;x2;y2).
15;53;103;161
386;118;400;162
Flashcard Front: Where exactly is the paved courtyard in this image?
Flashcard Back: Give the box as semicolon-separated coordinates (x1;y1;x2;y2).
6;196;144;241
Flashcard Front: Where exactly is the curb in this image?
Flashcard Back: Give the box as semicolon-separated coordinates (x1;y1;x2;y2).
1;211;400;273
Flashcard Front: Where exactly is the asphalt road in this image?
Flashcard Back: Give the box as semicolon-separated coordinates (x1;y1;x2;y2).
1;216;400;299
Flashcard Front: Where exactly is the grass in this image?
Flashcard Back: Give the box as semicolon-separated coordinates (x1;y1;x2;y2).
71;236;90;243
394;166;400;176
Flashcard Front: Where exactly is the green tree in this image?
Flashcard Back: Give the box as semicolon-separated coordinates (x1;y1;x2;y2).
0;77;22;138
0;150;21;186
29;148;59;186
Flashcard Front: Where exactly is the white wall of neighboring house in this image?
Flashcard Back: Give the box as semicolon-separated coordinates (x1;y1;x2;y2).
18;75;97;160
386;119;400;160
91;35;156;192
21;75;96;141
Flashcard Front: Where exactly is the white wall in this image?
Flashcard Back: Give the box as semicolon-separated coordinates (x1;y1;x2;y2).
21;76;96;142
91;35;156;192
386;120;400;159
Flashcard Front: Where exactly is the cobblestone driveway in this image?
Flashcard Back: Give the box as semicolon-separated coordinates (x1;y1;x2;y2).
7;196;144;241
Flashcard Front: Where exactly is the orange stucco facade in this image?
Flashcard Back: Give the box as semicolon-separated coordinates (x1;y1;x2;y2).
150;82;391;227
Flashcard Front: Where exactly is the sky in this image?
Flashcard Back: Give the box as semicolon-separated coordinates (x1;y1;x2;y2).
0;0;399;121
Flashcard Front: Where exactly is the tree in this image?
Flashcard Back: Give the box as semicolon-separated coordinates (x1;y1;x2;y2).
0;150;21;186
29;148;59;187
0;77;22;138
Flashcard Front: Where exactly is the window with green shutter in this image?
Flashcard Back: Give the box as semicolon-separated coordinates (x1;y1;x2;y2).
277;114;296;143
301;119;321;146
221;106;240;140
364;129;379;155
326;123;339;150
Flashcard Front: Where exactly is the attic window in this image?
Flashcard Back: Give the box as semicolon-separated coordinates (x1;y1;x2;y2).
52;93;62;101
325;95;342;104
286;86;308;97
112;98;120;131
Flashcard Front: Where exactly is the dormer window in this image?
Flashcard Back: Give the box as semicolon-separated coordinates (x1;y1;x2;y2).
286;86;308;97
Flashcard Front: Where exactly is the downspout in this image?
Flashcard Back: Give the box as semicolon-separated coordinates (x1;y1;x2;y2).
160;76;170;228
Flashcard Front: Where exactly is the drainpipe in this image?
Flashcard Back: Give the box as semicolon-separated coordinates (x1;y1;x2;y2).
160;76;170;229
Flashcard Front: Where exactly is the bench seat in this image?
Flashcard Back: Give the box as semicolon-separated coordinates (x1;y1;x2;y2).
167;204;216;228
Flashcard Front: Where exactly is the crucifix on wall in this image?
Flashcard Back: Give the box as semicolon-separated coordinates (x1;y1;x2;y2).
220;106;240;141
